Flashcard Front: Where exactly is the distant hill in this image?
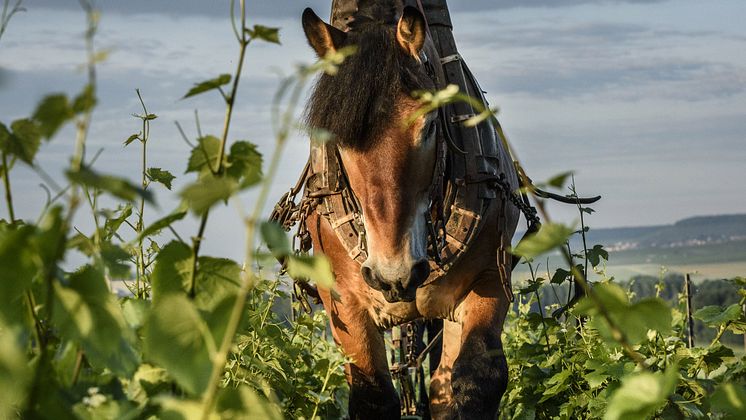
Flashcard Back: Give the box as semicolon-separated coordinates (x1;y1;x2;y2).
574;214;746;251
513;214;746;279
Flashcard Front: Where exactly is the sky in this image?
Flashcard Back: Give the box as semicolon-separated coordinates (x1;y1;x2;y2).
0;0;744;263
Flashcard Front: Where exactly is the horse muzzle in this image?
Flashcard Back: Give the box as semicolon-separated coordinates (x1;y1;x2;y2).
361;259;430;303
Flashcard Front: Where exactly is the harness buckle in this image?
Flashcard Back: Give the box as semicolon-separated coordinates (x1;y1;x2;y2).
440;53;461;65
450;114;477;124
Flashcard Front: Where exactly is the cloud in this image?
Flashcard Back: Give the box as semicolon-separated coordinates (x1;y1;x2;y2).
6;0;746;236
28;0;671;18
450;19;746;101
450;0;668;12
27;0;331;18
485;56;746;101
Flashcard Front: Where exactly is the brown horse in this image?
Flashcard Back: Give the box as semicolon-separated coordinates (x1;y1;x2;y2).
301;4;519;418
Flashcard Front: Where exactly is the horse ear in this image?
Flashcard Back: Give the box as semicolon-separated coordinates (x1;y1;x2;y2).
302;8;347;57
396;6;426;58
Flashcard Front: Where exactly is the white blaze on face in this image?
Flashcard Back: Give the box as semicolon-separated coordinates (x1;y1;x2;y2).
339;106;438;289
362;191;430;280
409;197;431;262
408;114;438;264
361;116;436;282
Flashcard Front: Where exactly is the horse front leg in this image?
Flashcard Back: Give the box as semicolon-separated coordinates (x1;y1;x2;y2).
452;271;510;418
429;318;461;419
431;270;511;419
319;289;400;419
309;213;400;418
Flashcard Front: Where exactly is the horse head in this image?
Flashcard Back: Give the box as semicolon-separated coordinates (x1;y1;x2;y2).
303;5;442;302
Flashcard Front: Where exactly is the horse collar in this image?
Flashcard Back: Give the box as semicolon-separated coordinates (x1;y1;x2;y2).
299;13;513;280
304;98;495;281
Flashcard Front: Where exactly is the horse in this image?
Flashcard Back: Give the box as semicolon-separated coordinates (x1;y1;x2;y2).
301;3;520;418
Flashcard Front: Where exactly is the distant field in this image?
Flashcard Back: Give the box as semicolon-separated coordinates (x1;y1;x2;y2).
513;240;746;282
596;261;746;282
608;240;746;266
515;261;745;283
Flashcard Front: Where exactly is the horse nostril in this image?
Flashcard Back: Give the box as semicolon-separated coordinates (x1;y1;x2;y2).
361;265;391;291
410;259;430;287
361;265;375;286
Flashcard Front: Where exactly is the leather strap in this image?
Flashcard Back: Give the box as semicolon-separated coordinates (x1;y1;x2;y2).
310;0;507;276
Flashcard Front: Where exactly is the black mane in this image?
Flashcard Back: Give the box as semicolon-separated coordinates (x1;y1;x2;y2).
305;7;434;150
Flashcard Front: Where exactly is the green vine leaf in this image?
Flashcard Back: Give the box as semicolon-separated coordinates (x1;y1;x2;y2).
226;141;262;188
144;295;213;395
180;176;238;215
5;119;42;164
518;278;543;295
32;94;74;139
710;383;746;418
604;364;678;420
151;241;193;305
103;204;133;240
512;222;574;259
246;25;281;44
101;242;131;279
186;135;221;176
192;257;241;311
72;84;97;114
540;369;572;402
146;167;175;190
577;282;673;344
550;268;571;284
52;266;139;376
156;397;209;419
0;325;31;417
123;133;140;146
0;225;37;324
183;74;231;99
694;304;743;327
0;123;9;153
546;171;575;190
217;386;283;419
586;244;609;267
260;221;291;258
692;343;734;373
287;255;335;289
138;211;187;241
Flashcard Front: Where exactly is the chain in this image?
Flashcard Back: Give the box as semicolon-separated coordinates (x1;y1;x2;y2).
492;172;541;227
405;323;417;366
390;322;420;417
269;161;312;231
269;162;322;313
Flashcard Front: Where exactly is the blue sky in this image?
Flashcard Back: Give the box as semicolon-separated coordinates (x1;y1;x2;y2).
1;0;744;263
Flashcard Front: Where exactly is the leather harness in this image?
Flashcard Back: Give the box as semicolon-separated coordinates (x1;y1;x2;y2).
270;1;600;307
270;1;541;303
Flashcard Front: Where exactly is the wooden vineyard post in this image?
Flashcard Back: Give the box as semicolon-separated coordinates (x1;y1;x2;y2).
684;273;695;348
